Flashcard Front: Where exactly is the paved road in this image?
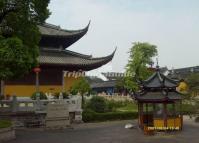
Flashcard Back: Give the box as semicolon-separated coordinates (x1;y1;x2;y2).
8;119;199;143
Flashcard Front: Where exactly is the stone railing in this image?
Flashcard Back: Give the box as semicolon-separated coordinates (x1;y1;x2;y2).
0;96;82;113
97;94;133;101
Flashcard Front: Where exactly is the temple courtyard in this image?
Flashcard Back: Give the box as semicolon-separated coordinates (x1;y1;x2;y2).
7;117;199;143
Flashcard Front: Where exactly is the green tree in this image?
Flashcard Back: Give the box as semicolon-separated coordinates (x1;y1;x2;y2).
125;42;157;91
187;73;199;97
0;0;50;79
70;77;91;108
0;0;50;96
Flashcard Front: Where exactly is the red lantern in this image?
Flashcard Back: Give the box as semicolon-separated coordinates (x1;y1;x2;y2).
33;67;41;73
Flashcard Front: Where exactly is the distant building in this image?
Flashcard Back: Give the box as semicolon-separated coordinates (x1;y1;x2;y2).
168;66;199;79
90;80;116;95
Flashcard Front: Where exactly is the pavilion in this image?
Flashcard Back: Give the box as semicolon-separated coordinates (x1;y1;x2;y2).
134;66;183;134
4;22;115;97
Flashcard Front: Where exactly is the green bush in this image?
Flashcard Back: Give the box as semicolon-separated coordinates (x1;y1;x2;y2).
82;109;138;122
0;120;12;129
181;103;197;115
106;100;131;112
86;96;107;113
54;92;69;99
195;116;199;123
31;92;47;100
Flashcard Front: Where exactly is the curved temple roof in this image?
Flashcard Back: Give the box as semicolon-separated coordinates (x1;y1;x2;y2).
38;48;116;71
38;21;90;49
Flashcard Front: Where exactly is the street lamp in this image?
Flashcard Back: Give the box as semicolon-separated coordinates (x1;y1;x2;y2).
33;67;41;99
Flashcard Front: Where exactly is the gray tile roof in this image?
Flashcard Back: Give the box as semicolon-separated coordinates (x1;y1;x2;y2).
38;48;116;71
91;80;116;88
135;91;182;101
143;69;178;88
38;22;90;37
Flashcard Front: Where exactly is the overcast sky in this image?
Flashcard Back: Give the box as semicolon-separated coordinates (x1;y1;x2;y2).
47;0;199;73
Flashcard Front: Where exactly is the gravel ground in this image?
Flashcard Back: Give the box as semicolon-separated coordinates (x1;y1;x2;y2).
7;118;199;143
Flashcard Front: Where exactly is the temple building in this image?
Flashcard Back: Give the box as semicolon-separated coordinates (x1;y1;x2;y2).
4;22;115;97
134;66;183;134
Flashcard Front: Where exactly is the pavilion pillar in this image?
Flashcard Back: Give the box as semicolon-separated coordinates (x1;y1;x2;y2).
138;102;140;126
146;103;148;126
0;80;4;97
163;103;167;127
140;102;144;128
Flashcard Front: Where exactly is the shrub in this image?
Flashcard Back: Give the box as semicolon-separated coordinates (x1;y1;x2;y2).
181;103;197;115
195;116;199;123
0;120;12;129
54;92;69;99
31;92;47;100
86;96;107;113
82;110;138;122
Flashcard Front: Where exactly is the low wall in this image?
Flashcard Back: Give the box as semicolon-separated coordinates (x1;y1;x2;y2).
0;127;15;142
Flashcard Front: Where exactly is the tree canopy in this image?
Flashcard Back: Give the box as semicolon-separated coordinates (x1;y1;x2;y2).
124;42;158;91
70;77;91;108
186;73;199;97
0;0;50;80
70;77;91;96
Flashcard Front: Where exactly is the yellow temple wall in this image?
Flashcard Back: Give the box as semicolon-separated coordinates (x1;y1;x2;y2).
4;77;79;97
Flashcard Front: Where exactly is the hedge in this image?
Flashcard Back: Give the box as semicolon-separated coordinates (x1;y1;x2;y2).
0;120;12;129
82;109;138;122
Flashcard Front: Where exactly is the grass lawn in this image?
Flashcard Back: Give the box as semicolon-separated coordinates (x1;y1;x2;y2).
0;120;12;129
116;102;138;112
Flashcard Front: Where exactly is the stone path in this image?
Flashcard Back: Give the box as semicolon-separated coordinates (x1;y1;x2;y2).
7;118;199;143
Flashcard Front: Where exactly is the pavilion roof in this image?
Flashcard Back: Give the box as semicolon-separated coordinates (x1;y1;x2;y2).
142;67;178;89
135;91;182;102
38;48;116;71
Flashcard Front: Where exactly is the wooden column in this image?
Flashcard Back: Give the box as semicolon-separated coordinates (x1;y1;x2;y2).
146;103;148;126
140;102;143;128
138;102;140;126
163;103;167;127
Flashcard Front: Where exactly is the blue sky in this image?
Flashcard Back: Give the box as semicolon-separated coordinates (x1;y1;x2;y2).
47;0;199;73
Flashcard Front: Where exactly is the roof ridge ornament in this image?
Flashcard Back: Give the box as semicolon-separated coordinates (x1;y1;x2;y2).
156;57;160;70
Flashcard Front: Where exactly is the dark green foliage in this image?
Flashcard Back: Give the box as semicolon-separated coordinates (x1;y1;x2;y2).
0;37;32;79
0;0;50;80
54;92;69;99
86;96;107;113
82;109;138;122
195;116;199;123
31;92;47;100
187;73;199;96
0;120;12;128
